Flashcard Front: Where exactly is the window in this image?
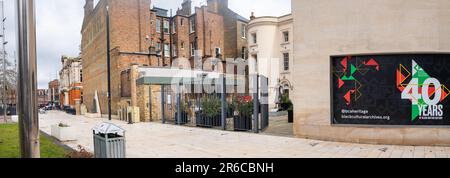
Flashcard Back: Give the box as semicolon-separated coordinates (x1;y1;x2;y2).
181;42;185;49
172;21;176;33
96;17;101;34
173;44;177;56
283;53;289;71
164;44;170;57
163;20;170;33
190;43;195;56
190;18;195;33
283;31;289;42
156;19;161;33
156;42;161;51
251;33;257;44
241;24;247;38
241;47;247;59
180;18;184;26
215;47;221;57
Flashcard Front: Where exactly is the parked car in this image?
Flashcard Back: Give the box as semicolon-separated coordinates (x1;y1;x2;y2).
44;105;52;111
39;108;47;114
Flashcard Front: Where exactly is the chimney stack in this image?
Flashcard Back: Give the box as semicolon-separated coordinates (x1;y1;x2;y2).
84;0;94;17
207;0;228;13
250;12;256;20
177;0;192;16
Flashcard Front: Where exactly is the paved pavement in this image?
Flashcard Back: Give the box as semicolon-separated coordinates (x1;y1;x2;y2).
0;116;11;124
38;111;450;158
263;115;294;137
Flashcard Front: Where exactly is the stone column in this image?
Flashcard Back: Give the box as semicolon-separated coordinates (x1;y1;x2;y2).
129;64;140;123
64;91;69;107
74;99;81;115
130;64;139;107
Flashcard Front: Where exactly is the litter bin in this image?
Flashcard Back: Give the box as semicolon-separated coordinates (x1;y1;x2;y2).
93;122;126;158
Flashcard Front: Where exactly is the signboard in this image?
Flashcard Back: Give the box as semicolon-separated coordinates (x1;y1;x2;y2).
331;54;450;126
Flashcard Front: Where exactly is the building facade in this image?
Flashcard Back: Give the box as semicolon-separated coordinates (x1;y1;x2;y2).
175;0;249;69
5;89;17;114
81;0;155;114
292;0;450;146
59;55;83;109
247;13;293;110
48;79;60;107
81;0;248;118
37;89;49;108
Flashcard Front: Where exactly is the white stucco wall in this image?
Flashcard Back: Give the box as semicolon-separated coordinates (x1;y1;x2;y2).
293;0;450;146
248;15;293;110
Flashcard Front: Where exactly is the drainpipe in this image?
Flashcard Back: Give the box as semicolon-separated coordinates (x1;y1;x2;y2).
106;0;112;121
169;10;173;67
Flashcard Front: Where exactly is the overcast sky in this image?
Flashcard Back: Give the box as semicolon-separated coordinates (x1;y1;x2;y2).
2;0;291;89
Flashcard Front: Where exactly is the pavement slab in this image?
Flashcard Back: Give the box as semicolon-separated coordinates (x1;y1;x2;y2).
37;111;450;158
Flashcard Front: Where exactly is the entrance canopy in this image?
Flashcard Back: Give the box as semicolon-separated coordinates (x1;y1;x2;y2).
136;67;244;86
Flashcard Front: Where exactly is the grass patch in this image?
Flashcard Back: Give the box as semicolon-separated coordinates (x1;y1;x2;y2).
0;124;67;158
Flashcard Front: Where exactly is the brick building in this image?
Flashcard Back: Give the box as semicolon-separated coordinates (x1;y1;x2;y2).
81;0;248;116
173;0;249;68
48;79;60;107
59;55;83;109
81;0;156;114
37;89;49;108
5;89;17;112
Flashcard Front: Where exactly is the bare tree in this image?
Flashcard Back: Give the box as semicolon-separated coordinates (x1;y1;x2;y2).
0;52;17;117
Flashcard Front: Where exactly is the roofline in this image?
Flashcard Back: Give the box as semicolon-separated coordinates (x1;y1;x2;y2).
152;7;169;12
250;13;292;20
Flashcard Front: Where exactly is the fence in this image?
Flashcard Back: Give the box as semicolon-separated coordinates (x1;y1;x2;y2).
153;74;269;133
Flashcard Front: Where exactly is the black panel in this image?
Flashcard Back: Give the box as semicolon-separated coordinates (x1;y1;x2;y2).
331;54;450;126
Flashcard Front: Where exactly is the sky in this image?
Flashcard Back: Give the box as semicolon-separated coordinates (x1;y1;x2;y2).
2;0;291;89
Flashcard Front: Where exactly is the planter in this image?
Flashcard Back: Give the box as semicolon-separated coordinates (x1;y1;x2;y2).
288;110;294;123
195;111;221;127
51;125;77;142
175;111;189;125
227;107;234;118
280;103;290;111
11;115;19;123
233;116;252;131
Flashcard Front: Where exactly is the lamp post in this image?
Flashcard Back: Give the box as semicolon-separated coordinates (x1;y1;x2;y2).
17;0;40;158
106;1;111;121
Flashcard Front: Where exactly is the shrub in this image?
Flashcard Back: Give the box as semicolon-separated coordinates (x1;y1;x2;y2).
235;95;253;118
65;145;94;158
201;97;221;118
280;94;293;111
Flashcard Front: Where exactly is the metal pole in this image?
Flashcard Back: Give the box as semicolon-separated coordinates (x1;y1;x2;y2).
1;0;7;122
17;0;40;158
253;74;259;133
261;76;269;129
176;83;181;125
161;85;165;124
106;1;112;121
221;74;226;130
169;10;173;67
159;16;165;66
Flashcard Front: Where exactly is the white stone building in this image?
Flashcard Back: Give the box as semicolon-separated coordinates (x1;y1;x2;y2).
247;13;293;111
59;56;83;108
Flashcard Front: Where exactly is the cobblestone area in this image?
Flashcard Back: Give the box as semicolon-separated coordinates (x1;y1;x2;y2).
37;111;450;158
